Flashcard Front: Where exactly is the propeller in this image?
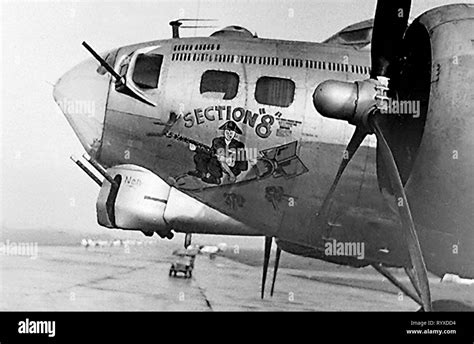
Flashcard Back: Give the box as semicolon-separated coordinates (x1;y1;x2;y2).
317;126;369;222
370;115;431;310
370;1;411;81
313;0;432;311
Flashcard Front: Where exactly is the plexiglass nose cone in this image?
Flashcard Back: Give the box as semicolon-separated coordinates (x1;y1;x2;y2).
53;58;109;157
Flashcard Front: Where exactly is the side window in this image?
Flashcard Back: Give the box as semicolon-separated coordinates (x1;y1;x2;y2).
132;54;164;89
200;70;239;100
255;76;295;107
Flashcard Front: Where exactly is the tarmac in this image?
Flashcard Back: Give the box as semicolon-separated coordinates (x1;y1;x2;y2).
1;240;472;311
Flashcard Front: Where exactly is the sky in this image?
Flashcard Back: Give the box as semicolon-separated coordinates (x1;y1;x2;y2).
0;0;463;234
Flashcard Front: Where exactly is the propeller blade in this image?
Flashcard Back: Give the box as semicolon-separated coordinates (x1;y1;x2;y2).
317;126;369;219
270;247;281;297
370;115;432;311
371;0;411;79
261;236;272;299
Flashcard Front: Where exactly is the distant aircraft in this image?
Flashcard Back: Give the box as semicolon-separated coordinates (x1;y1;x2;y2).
54;1;474;311
199;246;220;256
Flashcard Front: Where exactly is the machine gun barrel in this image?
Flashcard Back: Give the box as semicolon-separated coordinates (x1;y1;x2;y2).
82;41;122;83
70;155;103;186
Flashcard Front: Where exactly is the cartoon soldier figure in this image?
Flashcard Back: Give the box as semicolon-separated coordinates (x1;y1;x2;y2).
188;121;248;185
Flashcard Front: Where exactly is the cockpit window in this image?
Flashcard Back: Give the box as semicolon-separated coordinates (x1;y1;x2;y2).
200;70;239;100
255;76;295;107
132;54;164;89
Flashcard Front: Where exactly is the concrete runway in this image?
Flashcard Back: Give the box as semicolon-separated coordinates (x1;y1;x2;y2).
1;241;472;311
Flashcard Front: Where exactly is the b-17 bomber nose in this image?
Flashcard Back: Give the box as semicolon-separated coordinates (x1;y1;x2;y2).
53;58;109;157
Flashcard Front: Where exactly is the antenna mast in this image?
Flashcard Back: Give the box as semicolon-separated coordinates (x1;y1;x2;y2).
168;19;217;38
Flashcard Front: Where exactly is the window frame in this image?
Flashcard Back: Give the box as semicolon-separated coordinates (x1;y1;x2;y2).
131;53;164;90
199;69;240;100
254;76;296;108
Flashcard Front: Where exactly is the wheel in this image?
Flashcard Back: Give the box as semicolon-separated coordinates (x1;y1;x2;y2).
169;269;173;276
188;271;192;278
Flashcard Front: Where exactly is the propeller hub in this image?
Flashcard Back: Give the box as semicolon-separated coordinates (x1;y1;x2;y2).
313;80;357;122
313;79;380;130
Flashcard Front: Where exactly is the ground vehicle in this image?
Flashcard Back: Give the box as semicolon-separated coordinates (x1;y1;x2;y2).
169;249;197;278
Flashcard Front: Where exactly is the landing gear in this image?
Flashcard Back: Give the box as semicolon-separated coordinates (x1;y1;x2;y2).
261;236;282;299
184;233;192;248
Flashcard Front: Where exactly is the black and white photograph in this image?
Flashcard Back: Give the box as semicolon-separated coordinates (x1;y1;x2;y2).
1;0;473;339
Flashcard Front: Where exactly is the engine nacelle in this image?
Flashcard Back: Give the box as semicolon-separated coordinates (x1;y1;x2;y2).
96;164;172;237
402;4;474;278
312;4;474;278
95;164;262;238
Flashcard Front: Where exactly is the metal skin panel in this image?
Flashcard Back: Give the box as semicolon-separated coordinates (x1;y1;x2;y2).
164;187;262;236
